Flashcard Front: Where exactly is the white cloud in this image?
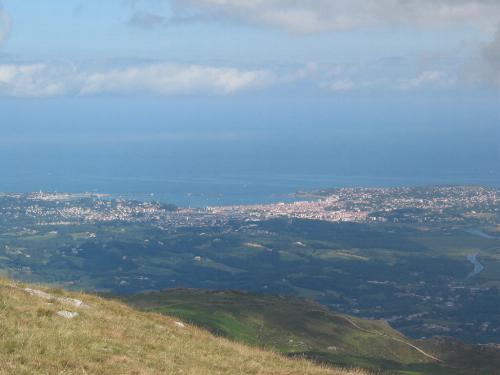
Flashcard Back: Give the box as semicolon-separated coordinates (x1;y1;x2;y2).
80;64;275;95
398;71;453;90
0;63;276;97
0;64;72;96
0;61;464;97
320;79;355;92
317;71;456;92
168;0;500;34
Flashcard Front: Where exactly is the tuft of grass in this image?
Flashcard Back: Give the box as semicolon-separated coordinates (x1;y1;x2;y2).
0;278;370;375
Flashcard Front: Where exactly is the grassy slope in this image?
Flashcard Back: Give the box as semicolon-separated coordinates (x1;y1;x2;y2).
0;279;367;375
124;289;500;375
123;289;446;373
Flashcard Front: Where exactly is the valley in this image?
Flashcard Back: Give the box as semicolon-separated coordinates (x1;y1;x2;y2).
0;186;499;373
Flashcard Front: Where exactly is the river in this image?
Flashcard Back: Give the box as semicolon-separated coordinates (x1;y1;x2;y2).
465;228;495;239
466;254;485;278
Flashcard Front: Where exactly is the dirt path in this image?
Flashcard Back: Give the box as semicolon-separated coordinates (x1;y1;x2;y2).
340;315;442;362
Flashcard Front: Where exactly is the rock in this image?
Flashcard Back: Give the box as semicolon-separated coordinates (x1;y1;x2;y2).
24;288;53;300
174;321;186;328
57;311;79;319
59;296;89;309
22;287;89;309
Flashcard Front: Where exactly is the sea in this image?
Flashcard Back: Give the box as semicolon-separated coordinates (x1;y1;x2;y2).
1;172;499;208
1;126;499;207
2;92;499;207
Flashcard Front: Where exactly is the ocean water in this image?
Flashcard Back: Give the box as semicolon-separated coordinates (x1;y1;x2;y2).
2;94;499;207
1;170;499;208
88;174;500;207
1;120;499;207
1;137;499;207
2;142;499;207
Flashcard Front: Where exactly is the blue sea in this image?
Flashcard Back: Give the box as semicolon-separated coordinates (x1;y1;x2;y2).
1;105;499;207
2;95;499;207
1;137;499;206
1;170;499;208
78;174;500;207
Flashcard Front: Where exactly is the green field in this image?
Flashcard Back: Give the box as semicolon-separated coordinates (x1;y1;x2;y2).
123;289;498;374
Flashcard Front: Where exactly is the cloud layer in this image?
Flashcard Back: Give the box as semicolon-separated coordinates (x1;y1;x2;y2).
0;63;276;97
0;60;458;97
167;0;500;33
398;71;453;90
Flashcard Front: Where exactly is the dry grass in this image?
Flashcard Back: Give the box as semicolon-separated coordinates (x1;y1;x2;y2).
0;279;370;375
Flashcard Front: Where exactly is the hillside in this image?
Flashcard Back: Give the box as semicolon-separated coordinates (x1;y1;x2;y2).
123;289;497;375
123;290;438;371
0;278;367;375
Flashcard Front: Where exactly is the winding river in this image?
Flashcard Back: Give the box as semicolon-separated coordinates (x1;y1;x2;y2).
465;228;495;239
466;253;485;278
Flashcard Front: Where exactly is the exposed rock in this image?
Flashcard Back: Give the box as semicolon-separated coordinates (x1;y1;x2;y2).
12;285;90;309
57;311;79;319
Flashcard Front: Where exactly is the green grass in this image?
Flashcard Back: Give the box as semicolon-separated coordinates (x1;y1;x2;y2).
0;278;370;375
123;289;500;375
123;290;439;371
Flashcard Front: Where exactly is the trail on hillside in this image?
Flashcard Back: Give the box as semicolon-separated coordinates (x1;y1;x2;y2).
340;315;442;362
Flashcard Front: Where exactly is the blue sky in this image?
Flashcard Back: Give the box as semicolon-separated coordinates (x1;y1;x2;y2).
1;0;499;96
0;1;499;186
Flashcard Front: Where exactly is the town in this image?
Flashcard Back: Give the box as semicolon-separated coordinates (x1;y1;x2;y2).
3;185;498;230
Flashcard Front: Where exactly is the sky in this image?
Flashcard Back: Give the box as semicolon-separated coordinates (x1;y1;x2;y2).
0;0;499;191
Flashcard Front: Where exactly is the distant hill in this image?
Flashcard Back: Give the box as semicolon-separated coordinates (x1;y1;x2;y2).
123;289;499;375
0;278;367;375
